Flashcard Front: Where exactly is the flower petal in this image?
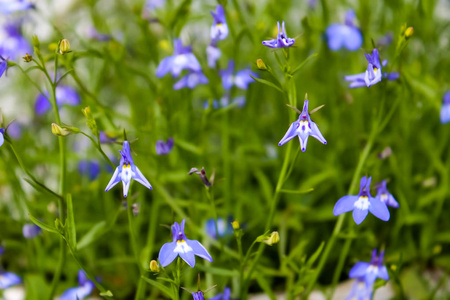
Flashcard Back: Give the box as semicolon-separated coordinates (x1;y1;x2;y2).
122;179;131;198
156;56;174;78
234;69;256;89
333;195;357;216
105;167;121;192
348;262;370;278
378;266;389;281
298;135;309;152
158;242;178;267
186;239;213;262
353;208;369;225
278;121;299;146
0;272;21;289
179;248;196;267
368;198;390;221
310;122;327;144
0;132;4;147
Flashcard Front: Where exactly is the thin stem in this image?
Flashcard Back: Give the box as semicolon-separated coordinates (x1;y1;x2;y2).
80;132;115;169
206;187;220;243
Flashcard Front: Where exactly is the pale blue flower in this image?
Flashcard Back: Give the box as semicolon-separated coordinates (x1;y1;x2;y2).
0;0;34;14
156;39;201;78
210;5;228;42
220;60;257;90
59;270;95;300
206;44;221;68
349;249;389;287
78;160;101;180
35;85;81;115
0;21;32;61
22;224;41;239
346;277;372;300
326;10;362;51
440;91;450;124
210;287;231;300
173;71;208;90
375;180;399;208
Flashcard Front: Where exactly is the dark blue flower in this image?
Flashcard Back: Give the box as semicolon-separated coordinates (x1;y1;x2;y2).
0;58;7;79
210;5;228;42
0;0;34;14
105;141;152;197
345;277;372;300
35;85;81;115
206;45;221;68
192;291;204;300
278;99;327;152
0;128;4;147
440;91;450;124
349;249;389;287
158;219;213;268
205;217;233;240
262;21;295;48
326;10;362;51
220;60;257;90
156;39;201;78
22;224;41;239
173;71;209;90
333;176;390;225
78;160;101;180
376;180;399;208
59;270;95;300
210;287;231;300
155;138;174;155
0;21;32;61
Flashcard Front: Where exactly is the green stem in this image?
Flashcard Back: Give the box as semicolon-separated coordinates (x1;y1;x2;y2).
206;187;220;243
80;132;115;169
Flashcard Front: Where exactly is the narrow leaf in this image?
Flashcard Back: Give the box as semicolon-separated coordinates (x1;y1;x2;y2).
141;276;173;298
29;213;61;235
250;75;284;94
66;194;77;250
291;53;317;75
306;241;325;269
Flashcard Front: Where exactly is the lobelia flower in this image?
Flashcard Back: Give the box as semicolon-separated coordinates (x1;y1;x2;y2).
262;21;295;48
220;60;257;90
105;141;152;197
376;180;399;208
158;219;213;268
344;49;399;88
349;249;389;287
210;4;228;42
0;248;22;290
0;0;34;14
210;287;231;300
205;217;233;240
278;99;327;152
22;224;41;239
440;91;450;124
0;58;7;79
203;96;246;110
192;291;204;300
206;44;221;68
346;277;372;300
78;160;101;180
173;71;209;90
333;176;390;225
59;270;95;300
156;39;201;78
35;85;81;115
155;138;174;155
0;21;32;61
325;10;363;51
0;128;4;147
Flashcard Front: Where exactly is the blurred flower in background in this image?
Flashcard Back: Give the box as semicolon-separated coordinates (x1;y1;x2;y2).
346;277;372;300
375;180;399;208
210;4;228;42
0;21;32;61
173;71;209;90
220;60;257;90
78;160;101;181
0;58;7;79
22;224;41;239
0;128;4;147
205;217;233;240
0;0;34;14
59;270;94;300
35;85;81;115
349;249;389;287
210;287;231;300
206;44;221;68
325;10;362;51
0;247;22;290
440;91;450;124
155;137;174;155
262;21;295;48
156;38;201;78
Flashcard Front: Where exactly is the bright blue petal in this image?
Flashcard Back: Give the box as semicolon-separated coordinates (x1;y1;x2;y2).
178;248;196;267
156;56;174;78
186;239;213;262
298;134;309;152
333;195;357;216
158;242;178;267
440;103;450;124
0;60;7;78
349;262;370;278
262;39;278;48
35;93;52;115
192;291;204;300
353;208;369;225
278;121;299;146
104;167;121;191
368;198;390;221
310;122;327;145
0;272;21;289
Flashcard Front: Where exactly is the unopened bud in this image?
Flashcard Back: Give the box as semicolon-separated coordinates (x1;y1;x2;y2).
82;107;99;137
150;260;160;272
22;53;32;62
256;59;267;71
404;27;414;39
263;231;280;246
52;123;71;136
231;220;240;230
59;39;71;54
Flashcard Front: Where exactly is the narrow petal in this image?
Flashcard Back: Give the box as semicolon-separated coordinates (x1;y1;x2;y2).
344;73;365;82
387;194;399;208
186;239;213;262
179;249;196;267
122;180;131;197
353;208;369;225
298;135;309;152
377;266;389;281
348;80;367;88
310;122;327;144
333;195;357;216
0;132;4;147
348;262;370;278
185;53;202;72
440;104;450;124
105;167;121;191
158;242;178;267
262;39;278;48
156;56;174;78
278;121;299;146
173;75;188;90
368;198;390;221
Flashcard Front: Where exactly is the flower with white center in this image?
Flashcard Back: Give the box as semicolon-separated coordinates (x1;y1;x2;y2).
349;249;389;287
375;180;399;208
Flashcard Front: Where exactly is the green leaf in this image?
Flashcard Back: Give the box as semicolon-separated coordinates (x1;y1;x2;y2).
290;53;317;75
66;194;77;250
141;276;173;298
279;188;314;194
77;221;107;250
255;275;276;300
175;138;202;155
250;75;284;94
29;213;61;235
305;241;325;269
99;290;114;297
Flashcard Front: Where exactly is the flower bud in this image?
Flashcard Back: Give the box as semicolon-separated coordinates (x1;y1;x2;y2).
22;53;32;62
231;220;240;230
404;27;414;39
263;231;280;246
256;59;267;71
82;107;99;137
51;123;71;136
59;39;71;54
150;260;160;273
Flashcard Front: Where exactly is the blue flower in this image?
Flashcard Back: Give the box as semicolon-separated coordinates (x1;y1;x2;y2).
203;96;246;110
87;27;111;41
0;246;4;255
0;128;4;147
174;71;209;90
349;249;389;287
158;219;213;268
0;58;7;79
220;60;257;90
344;49;399;88
210;287;231;300
0;0;34;14
78;160;101;180
262;21;295;48
105;141;152;197
99;131;117;144
206;45;221;68
326;10;362;51
156;39;201;78
376;180;399;208
440;91;450;124
145;0;165;11
210;5;228;42
205;217;233;240
35;85;81;115
0;271;21;289
0;21;32;61
22;224;41;239
155;138;174;155
192;291;204;300
278;99;327;152
59;270;95;300
333;176;390;225
345;277;372;300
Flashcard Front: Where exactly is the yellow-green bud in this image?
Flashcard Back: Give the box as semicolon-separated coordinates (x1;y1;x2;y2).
404;27;414;39
231;220;240;230
150;260;160;272
22;53;32;62
264;231;280;246
51;123;71;136
59;39;71;54
82;107;99;137
256;59;267;71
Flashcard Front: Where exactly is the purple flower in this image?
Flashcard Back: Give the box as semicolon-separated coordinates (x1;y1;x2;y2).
210;287;231;300
220;60;257;90
156;39;201;78
440;91;450;124
173;71;208;90
349;249;389;287
35;85;81;115
155;138;174;155
59;270;95;300
344;49;399;88
0;0;34;14
206;45;221;68
278;99;327;152
326;10;363;51
158;219;213;268
0;246;4;256
205;217;233;240
376;180;399;208
22;224;41;239
78;160;101;180
145;0;165;10
0;271;21;289
345;277;372;300
192;291;204;300
105;141;152;197
87;27;111;41
262;21;295;48
333;176;390;225
0;128;4;147
210;5;228;42
0;21;32;61
0;58;7;79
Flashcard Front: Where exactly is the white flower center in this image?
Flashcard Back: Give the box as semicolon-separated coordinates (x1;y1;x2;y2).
354;196;370;210
380;193;388;203
122;164;134;183
174;240;193;254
